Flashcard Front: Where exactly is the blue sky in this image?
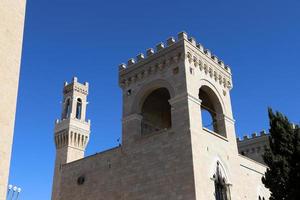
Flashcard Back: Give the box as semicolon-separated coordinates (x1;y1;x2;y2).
9;0;300;199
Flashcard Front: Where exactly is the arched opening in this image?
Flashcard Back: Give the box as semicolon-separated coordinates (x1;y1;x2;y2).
141;88;171;135
76;98;82;119
199;86;226;137
62;98;71;119
213;162;231;200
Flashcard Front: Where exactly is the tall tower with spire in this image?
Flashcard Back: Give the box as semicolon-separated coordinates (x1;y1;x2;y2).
51;77;91;200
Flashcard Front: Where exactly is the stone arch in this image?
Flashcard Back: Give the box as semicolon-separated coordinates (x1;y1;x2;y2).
76;98;82;120
199;79;226;114
131;79;175;115
209;157;231;183
210;159;231;200
199;79;227;136
140;88;172;135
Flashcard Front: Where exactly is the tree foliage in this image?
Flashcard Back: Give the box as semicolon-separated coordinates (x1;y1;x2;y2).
262;108;300;200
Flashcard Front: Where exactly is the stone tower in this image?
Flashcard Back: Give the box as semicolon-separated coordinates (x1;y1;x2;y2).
51;77;91;200
119;32;242;199
0;0;26;198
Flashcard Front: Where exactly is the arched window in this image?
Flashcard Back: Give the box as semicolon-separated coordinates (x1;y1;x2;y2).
259;196;261;200
199;86;226;137
141;88;171;135
63;98;71;119
214;162;230;200
76;98;82;119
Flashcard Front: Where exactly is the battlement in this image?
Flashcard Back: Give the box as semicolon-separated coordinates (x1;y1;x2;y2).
237;123;298;142
63;77;89;95
236;130;269;142
119;32;230;73
118;32;233;90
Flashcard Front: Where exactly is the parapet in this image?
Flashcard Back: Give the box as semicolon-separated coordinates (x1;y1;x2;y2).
237;130;268;142
63;77;89;95
118;31;232;89
119;32;231;72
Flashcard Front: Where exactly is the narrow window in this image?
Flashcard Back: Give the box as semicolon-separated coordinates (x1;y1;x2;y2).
63;98;71;119
214;162;230;200
76;98;82;119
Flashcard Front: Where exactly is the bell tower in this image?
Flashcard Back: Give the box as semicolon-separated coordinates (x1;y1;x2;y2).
51;77;91;200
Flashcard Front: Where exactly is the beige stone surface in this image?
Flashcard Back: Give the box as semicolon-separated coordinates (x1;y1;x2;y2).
0;0;26;198
53;32;270;200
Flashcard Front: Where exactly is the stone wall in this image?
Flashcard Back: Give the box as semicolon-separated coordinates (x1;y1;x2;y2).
237;131;269;164
0;0;26;198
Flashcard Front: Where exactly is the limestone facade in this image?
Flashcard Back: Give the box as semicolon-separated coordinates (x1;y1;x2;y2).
0;0;26;198
52;32;270;200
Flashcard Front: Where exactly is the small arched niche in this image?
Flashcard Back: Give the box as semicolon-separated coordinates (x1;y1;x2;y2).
199;86;226;137
141;88;172;135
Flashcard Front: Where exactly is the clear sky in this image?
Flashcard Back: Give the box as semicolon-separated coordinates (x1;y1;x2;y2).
9;0;300;199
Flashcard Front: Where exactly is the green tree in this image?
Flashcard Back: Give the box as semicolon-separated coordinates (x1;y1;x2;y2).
262;108;300;200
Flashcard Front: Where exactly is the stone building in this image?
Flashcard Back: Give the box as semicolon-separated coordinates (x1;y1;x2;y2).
51;32;270;200
237;131;269;164
0;0;26;198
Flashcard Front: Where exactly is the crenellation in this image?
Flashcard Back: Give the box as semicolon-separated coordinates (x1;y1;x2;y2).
119;63;126;71
243;135;249;140
118;32;232;90
260;130;267;136
225;65;231;73
218;60;225;68
196;43;204;52
178;31;188;40
156;42;165;51
146;48;155;56
237;130;269;142
237;130;270;165
204;49;211;57
72;77;78;83
137;53;145;61
211;55;218;62
127;58;135;66
63;78;89;95
167;37;176;46
188;37;196;46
